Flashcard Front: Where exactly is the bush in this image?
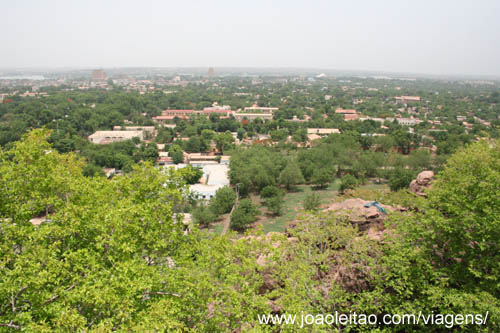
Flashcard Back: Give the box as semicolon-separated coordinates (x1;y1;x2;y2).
388;167;416;191
230;199;259;232
83;163;105;178
339;174;358;193
209;186;236;215
192;203;217;227
260;185;281;198
263;192;284;216
303;193;321;211
311;167;333;189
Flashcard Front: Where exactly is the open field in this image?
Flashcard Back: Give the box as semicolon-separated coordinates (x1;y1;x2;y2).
207;181;391;235
254;180;340;233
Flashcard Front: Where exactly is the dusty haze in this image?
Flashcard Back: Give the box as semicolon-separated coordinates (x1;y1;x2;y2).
1;0;499;76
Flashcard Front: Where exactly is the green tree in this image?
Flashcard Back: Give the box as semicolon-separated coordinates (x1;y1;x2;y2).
388;167;416;191
214;131;234;153
141;142;159;163
209;186;236;215
278;160;305;190
391;129;412;155
185;136;201;153
376;140;500;330
82;163;105;178
420;140;500;291
0;130;192;330
311;167;332;189
230;199;259;232
192;202;217;227
260;185;281;198
168;144;184;164
177;164;203;184
236;128;246;141
263;194;284;216
339;174;357;193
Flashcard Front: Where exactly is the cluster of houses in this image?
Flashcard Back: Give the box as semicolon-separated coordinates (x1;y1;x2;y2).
152;104;277;124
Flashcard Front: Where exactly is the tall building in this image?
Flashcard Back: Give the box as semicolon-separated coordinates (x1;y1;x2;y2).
91;69;107;81
208;67;215;79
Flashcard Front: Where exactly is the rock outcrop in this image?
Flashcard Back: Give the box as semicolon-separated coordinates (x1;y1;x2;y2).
409;170;434;197
324;198;395;235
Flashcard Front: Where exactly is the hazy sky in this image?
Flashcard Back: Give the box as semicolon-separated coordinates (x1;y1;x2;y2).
2;0;499;76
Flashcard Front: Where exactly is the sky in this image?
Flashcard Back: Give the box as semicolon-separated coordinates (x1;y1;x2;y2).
1;0;499;76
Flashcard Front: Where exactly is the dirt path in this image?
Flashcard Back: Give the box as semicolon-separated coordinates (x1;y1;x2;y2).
220;214;231;235
221;191;240;235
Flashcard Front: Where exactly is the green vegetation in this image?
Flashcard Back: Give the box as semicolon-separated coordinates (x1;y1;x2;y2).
230;198;260;231
388;167;417;191
303;192;321;211
192;186;236;227
339;174;358;193
262;188;285;216
168;144;184;164
209;186;236;215
1;74;499;331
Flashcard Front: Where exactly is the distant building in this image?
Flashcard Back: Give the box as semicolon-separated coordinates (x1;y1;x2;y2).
208;67;215;79
88;130;143;144
113;126;155;135
243;105;279;113
204;105;231;111
186;153;219;166
335;108;359;121
396;118;421;126
91;69;107;81
232;112;273;121
395;96;421;104
307;133;322;142
166;163;229;200
307;128;340;136
152;108;232;124
287;115;311;122
358;117;390;123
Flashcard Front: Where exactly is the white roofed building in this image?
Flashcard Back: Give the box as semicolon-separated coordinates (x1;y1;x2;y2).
88;130;143;144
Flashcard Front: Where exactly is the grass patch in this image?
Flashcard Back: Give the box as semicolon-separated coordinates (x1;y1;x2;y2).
211;223;224;235
259;179;340;233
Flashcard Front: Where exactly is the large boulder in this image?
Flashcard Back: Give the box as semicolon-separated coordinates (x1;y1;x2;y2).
409;170;434;197
323;198;396;235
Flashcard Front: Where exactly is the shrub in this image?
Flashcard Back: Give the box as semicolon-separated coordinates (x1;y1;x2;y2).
303;193;321;211
260;185;281;198
230;199;259;232
263;192;284;216
192;203;217;227
339;174;358;193
388;167;416;191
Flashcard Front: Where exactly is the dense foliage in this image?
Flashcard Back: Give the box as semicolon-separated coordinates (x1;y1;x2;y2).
0;131;498;331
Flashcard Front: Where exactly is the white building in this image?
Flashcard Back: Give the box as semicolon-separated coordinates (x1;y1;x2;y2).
189;164;230;199
307;128;340;136
88;130;143;144
112;126;155;134
396;118;421;126
243;106;279;113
